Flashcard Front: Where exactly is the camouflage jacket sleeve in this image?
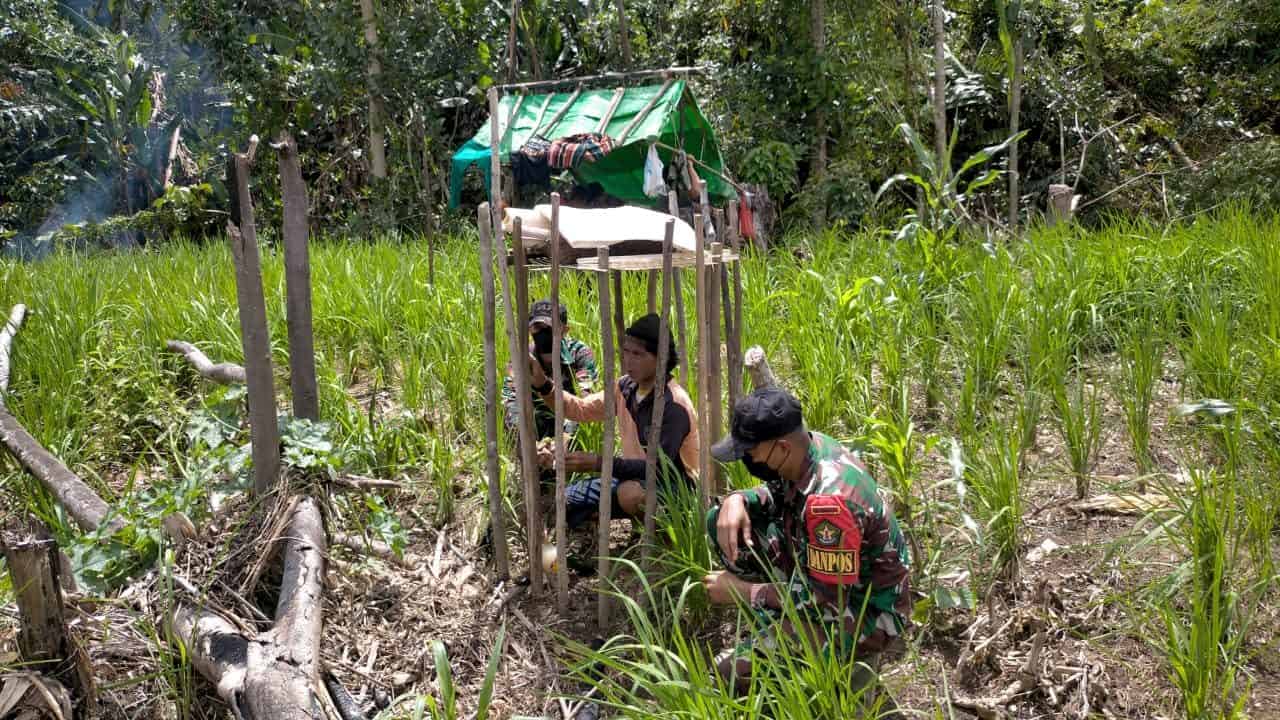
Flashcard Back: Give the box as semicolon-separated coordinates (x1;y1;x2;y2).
567;338;598;393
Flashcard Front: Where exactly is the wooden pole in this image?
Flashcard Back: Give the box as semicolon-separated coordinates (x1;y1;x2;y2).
595;247;617;630
478;204;510;580
549;193;569;613
228;145;280;497
715;206;735;411
611;271;625;346
2;522;93;708
693;208;710;508
668;192;688;387
642;221;675;569
511;217;543;593
495;65;707;93
279;131;319;421
708;241;724;495
487;88;503;228
728;201;745;407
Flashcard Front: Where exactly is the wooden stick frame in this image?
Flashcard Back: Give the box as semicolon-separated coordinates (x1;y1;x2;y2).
549;193;569;613
640;221;675;569
478;204;511;580
594;247;617;629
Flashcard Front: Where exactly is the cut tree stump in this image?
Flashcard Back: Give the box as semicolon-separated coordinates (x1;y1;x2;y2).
1;521;95;715
278;130;320;421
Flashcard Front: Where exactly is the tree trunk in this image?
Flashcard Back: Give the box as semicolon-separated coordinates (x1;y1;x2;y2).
932;0;948;174
615;0;632;69
810;0;827;228
279;131;320;421
1008;32;1023;232
359;0;387;180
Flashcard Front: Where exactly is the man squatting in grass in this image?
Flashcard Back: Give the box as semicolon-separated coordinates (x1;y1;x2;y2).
704;387;911;715
502;299;599;486
529;313;700;531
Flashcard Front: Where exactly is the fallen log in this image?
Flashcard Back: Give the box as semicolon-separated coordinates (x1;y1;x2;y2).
0;305;123;535
165;340;246;385
170;497;334;719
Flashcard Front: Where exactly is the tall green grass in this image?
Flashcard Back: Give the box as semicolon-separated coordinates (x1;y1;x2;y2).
3;208;1280;716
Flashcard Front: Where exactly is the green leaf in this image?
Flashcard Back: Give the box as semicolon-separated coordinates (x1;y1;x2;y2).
432;640;456;720
476;624;506;720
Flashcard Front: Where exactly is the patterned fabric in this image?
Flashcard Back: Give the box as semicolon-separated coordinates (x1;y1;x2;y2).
547;133;616;169
512;136;553;191
707;431;912;663
502;336;598;438
564;475;627;528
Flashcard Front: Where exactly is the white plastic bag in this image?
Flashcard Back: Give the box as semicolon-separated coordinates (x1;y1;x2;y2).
643;144;667;198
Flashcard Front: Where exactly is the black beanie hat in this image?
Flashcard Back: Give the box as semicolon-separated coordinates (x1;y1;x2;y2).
625;313;679;376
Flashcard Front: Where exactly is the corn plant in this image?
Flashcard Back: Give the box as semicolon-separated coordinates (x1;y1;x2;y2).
866;410;936;582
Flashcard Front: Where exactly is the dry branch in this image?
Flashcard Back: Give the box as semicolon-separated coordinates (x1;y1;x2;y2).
165;340;246;385
279;131;320;421
333;533;410;568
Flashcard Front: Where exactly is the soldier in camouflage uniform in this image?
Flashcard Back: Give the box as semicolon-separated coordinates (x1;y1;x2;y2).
703;387;911;716
501;299;598;445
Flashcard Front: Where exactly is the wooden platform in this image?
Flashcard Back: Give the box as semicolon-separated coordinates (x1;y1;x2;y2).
572;250;739;271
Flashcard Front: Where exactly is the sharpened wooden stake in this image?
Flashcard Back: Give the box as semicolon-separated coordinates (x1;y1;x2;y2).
550;193;569;614
478;203;510;579
279;131;319;421
227;144;280;497
642;221;675;569
596;247;617;631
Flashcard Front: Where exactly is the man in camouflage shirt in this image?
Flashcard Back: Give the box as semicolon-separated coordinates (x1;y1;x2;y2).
703;387;911;715
501;299;598;444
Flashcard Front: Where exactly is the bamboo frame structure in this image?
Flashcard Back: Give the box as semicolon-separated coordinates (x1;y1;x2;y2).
477;78;742;626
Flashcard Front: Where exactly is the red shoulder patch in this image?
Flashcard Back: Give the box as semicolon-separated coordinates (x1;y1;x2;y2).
804;495;861;585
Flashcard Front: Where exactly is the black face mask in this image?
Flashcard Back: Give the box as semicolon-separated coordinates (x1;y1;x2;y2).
742;442;786;489
533;327;554;354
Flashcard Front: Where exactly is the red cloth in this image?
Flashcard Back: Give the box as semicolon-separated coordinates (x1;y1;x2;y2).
738;196;756;240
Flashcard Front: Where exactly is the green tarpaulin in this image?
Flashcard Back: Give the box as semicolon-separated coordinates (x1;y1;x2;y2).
449;80;734;208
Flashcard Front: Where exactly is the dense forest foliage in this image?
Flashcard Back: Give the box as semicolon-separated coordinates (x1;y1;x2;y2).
2;0;1279;250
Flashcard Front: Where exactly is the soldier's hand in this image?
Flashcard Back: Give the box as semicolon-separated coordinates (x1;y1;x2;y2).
528;352;549;389
702;570;749;606
716;493;753;565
